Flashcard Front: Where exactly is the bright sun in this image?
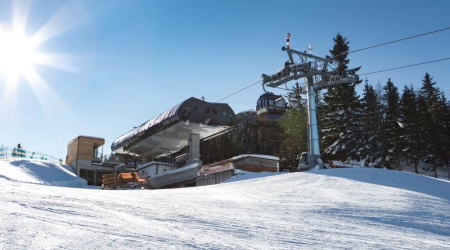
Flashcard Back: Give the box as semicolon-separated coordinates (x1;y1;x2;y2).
0;29;38;80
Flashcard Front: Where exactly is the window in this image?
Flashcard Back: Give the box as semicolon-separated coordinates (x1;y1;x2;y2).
93;147;98;158
212;109;217;115
93;145;102;159
275;97;286;107
80;169;95;185
204;107;210;114
221;111;227;117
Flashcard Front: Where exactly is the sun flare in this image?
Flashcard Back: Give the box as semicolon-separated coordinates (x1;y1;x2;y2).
0;29;38;80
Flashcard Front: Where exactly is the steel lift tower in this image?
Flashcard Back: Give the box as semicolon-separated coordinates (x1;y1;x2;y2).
261;33;359;170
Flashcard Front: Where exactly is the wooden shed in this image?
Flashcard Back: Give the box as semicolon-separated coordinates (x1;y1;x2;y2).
232;154;279;172
66;135;114;186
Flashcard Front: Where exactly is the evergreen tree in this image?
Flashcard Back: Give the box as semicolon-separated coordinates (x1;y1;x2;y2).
286;82;306;109
322;33;362;161
381;79;401;169
433;93;448;156
200;131;235;164
236;115;260;154
360;79;382;165
418;73;440;155
278;107;308;171
416;92;430;156
256;118;285;156
443;92;450;156
399;84;419;173
200;111;284;165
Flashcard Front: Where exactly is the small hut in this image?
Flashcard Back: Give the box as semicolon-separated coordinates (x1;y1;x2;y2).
66;135;114;186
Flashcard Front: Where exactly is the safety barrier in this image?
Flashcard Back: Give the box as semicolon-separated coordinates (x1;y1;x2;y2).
0;146;62;164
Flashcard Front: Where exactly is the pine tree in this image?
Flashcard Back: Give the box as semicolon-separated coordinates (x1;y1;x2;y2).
381;79;400;169
237;116;260;154
278;107;308;171
418;73;440;156
286;82;306;109
360;79;382;165
322;33;362;161
443;92;450;156
201;111;285;165
433;93;448;156
399;84;419;173
416;92;430;156
256;118;285;156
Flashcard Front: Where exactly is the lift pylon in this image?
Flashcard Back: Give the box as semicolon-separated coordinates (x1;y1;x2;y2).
261;34;359;170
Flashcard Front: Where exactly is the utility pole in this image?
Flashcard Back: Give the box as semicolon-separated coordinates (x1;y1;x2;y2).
261;33;359;170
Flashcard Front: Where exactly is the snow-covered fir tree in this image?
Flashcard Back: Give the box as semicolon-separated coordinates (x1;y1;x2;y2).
418;73;440;155
360;79;382;165
399;84;420;173
381;79;401;169
322;34;362;161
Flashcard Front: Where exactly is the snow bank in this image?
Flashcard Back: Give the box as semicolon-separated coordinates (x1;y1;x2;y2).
0;158;87;188
311;167;450;201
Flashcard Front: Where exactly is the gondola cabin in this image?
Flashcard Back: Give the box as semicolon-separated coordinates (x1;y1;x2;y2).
256;92;287;121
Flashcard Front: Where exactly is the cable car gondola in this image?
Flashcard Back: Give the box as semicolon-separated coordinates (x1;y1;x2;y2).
256;92;287;121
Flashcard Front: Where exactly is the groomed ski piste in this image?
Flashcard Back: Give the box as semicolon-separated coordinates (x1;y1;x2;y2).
1;158;449;249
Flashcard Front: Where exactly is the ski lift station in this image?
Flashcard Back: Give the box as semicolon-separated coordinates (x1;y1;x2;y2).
66;97;280;189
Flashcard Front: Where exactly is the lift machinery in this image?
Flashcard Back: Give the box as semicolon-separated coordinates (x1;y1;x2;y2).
261;33;359;170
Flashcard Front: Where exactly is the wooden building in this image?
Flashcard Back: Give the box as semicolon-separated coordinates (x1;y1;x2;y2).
196;154;279;186
232;154;279;172
203;154;279;174
66;135;115;186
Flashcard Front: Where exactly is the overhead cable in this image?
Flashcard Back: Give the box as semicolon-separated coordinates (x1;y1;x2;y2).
216;27;450;102
215;80;262;103
359;57;450;76
337;26;450;58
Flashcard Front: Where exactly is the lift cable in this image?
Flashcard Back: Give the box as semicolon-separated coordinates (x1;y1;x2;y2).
335;26;450;59
215;27;450;102
215;79;262;103
215;57;450;102
359;57;450;76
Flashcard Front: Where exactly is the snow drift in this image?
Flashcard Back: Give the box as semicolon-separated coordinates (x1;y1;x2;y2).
0;158;87;187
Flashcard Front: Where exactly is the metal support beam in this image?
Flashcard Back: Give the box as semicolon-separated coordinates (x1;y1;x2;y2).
306;76;322;169
186;133;202;166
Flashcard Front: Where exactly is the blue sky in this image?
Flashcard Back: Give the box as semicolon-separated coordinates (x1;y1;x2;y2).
0;0;449;159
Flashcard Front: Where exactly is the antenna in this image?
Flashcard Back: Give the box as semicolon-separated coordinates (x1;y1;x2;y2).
307;44;313;54
286;33;290;49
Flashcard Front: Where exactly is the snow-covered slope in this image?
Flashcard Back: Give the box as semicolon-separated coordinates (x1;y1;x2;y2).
0;158;87;187
0;159;449;249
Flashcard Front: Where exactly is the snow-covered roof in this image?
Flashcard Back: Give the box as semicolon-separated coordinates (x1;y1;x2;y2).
111;101;183;150
232;154;279;161
110;97;237;157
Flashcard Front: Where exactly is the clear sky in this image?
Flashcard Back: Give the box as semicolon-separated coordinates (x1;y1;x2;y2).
0;0;449;159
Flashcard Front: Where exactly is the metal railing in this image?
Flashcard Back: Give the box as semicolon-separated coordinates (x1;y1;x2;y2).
0;146;62;164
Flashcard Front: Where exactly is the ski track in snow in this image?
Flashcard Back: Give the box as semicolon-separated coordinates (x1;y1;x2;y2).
1;161;450;249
